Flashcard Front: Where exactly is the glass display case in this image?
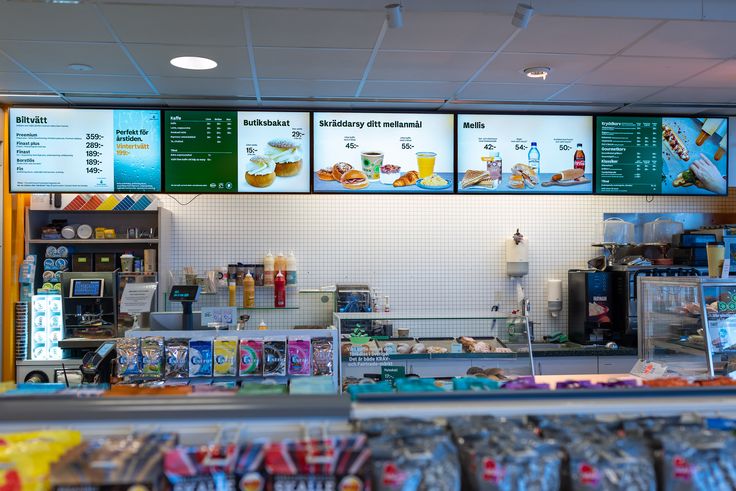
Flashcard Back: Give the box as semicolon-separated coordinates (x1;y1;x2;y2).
638;276;736;377
334;311;535;388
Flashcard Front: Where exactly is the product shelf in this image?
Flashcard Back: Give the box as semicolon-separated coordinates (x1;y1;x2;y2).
29;239;159;244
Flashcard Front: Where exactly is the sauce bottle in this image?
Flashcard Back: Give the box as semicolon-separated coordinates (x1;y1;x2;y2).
274;270;286;308
243;270;255;308
263;251;274;286
275;253;286;281
228;280;236;307
259;319;268;330
574;143;585;170
286;251;297;285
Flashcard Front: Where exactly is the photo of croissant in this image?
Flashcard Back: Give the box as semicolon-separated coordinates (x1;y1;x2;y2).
393;170;419;187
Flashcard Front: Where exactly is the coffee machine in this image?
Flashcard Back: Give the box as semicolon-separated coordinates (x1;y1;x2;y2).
568;270;621;345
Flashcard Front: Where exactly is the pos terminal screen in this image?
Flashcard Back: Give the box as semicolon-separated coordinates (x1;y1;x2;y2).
169;285;200;302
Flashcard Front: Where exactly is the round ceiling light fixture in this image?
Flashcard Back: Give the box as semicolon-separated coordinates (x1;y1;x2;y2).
170;56;218;70
67;63;93;72
523;66;551;80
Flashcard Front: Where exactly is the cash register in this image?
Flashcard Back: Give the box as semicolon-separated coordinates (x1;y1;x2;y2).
169;285;200;330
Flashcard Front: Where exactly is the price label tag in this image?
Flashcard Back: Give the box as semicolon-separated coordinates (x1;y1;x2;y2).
381;365;405;383
450;343;463;353
630;359;667;379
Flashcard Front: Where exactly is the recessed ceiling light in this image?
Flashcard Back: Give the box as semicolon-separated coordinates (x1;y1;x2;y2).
170;56;218;71
67;63;93;72
523;66;551;80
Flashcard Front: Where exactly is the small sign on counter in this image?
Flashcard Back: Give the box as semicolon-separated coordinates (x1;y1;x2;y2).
381;365;406;383
630;359;667;379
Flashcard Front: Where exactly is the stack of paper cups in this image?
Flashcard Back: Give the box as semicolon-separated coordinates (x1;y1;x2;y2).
144;249;157;273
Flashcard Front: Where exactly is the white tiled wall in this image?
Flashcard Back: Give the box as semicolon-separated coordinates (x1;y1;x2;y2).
157;191;736;337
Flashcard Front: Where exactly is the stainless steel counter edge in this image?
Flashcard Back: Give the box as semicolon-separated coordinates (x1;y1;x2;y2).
0;395;352;424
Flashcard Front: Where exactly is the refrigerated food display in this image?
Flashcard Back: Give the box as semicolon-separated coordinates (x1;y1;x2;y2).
638;276;736;378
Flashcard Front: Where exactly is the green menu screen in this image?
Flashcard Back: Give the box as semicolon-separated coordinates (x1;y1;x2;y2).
596;116;728;196
164;111;237;193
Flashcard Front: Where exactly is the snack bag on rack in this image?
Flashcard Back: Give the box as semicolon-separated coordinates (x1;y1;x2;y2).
239;339;263;376
311;337;334;376
263;337;287;377
214;337;238;377
164;443;238;491
261;435;371;491
190;339;214;377
116;338;140;377
0;430;82;491
234;440;267;491
140;336;165;378
165;338;189;378
287;337;311;376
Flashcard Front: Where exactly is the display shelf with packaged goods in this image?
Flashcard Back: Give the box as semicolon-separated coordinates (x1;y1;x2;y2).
335;311;536;388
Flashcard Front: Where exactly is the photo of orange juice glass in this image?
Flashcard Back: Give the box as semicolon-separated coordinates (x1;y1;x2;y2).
416;152;436;178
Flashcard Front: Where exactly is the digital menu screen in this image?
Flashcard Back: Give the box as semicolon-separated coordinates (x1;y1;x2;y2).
312;112;454;193
10;108;161;193
164;110;310;193
596;116;728;195
457;114;593;194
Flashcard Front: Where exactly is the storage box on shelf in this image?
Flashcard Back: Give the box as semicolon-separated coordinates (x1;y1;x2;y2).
639;276;736;378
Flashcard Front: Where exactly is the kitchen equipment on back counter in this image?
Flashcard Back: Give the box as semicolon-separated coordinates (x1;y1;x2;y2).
601;218;634;245
568;270;618;345
642;217;684;265
336;284;392;337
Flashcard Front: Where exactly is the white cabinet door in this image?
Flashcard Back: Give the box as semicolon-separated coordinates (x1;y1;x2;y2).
598;356;638;374
537;356;597;375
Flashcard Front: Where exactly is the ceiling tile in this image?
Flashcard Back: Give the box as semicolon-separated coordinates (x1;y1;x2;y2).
381;12;514;51
677;60;736;87
254;48;370;79
0;4;113;42
0;52;21;72
0;95;64;105
0;72;51;92
361;81;461;98
260;79;358;97
348;101;445;110
65;96;166;107
249;9;384;49
370;51;488;82
0;41;138;76
640;86;736;104
37;75;154;95
458;82;567;101
447;103;618;113
474;53;607;84
613;105;712;114
150;76;254;97
101;4;246;46
262;100;356;108
162;98;258;107
624;20;736;58
579;56;721;86
127;44;251;78
509;16;660;55
549;84;661;103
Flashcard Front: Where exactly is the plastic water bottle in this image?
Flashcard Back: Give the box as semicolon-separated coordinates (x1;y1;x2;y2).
528;142;540;175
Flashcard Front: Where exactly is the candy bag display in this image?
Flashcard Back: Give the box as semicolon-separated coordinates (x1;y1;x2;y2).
263;337;287;377
235;440;267;491
189;339;213;377
659;426;736;491
116;337;140;377
165;338;189;378
311;337;334;376
287;337;311;376
214;337;238;377
239;339;263;376
164;444;238;491
261;435;371;491
140;336;164;378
